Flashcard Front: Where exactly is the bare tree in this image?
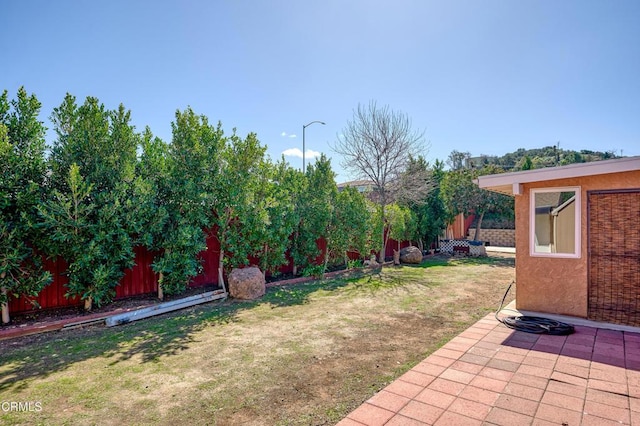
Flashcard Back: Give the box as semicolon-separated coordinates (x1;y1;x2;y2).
333;101;430;262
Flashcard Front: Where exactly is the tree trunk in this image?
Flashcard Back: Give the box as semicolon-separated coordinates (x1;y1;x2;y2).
474;211;485;241
322;250;329;280
158;272;164;300
292;228;299;276
379;204;386;263
218;248;227;293
263;244;268;280
1;273;9;324
84;296;93;311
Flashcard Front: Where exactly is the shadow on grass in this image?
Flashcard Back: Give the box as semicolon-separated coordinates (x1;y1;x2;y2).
0;254;514;392
348;268;435;294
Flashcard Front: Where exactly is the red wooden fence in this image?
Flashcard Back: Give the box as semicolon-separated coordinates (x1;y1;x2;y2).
445;213;476;240
8;234;409;315
190;231;222;287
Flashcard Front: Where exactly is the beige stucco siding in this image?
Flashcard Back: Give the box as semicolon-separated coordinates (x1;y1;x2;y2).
515;170;640;317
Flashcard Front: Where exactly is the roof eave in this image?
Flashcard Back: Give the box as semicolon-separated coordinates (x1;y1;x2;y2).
476;156;640;196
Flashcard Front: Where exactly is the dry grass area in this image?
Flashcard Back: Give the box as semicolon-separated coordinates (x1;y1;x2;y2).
0;254;515;425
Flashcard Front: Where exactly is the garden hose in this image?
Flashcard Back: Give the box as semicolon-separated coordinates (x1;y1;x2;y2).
495;281;575;335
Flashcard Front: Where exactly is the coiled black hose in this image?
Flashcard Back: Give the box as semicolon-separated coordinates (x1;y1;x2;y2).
495;282;575;335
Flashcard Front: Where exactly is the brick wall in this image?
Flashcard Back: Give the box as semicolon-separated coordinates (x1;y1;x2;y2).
467;229;515;247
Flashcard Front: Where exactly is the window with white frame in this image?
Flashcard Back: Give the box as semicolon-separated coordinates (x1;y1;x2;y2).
530;187;581;258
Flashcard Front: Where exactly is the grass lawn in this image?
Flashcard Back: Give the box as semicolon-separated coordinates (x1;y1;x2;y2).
0;254;515;425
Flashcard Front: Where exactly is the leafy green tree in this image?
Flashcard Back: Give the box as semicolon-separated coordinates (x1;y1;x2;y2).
365;200;383;260
516;155;533;171
560;151;584;166
440;165;513;241
385;203;415;252
210;130;267;288
0;88;52;323
248;157;301;278
133;126;207;299
398;155;441;251
149;109;223;297
42;95;138;310
322;181;367;274
417;159;447;250
131;128;170;253
291;155;335;274
326;186;371;267
446;150;471;171
39;164;103;310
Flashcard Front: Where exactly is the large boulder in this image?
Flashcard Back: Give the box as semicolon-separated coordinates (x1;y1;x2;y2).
399;246;423;264
469;243;487;257
228;266;265;300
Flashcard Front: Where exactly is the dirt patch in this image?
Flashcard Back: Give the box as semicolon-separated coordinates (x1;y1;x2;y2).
0;254;515;425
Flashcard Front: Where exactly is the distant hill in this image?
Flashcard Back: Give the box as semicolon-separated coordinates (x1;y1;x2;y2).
465;146;618;171
455;146;619;231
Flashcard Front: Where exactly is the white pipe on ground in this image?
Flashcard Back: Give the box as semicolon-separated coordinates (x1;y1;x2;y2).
105;290;227;327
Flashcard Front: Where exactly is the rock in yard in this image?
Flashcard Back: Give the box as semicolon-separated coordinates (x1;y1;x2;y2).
470;245;487;257
228;266;265;300
399;246;423;264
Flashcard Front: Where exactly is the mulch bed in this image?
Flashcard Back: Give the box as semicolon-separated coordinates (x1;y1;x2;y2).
2;284;221;329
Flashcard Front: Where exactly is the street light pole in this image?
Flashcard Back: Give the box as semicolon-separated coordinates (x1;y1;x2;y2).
302;120;325;174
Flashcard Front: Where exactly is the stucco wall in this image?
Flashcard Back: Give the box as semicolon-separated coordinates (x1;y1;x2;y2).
515;169;640;318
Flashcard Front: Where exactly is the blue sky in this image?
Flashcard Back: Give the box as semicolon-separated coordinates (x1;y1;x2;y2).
2;0;639;181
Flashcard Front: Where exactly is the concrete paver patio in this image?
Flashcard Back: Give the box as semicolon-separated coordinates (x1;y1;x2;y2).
338;312;640;425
